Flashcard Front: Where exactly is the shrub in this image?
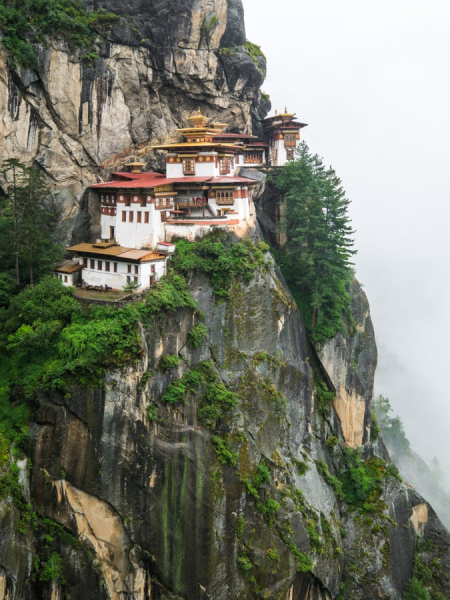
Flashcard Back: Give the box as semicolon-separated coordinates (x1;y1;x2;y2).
171;233;267;298
211;436;237;467
158;354;181;372
187;323;208;349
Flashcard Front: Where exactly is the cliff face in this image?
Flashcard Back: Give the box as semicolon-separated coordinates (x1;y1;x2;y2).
0;0;267;243
1;252;448;599
1;1;450;598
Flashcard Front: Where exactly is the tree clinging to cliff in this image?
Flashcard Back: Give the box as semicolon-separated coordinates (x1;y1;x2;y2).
274;142;356;342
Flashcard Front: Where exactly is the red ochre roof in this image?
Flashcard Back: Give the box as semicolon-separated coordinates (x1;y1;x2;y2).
91;175;256;189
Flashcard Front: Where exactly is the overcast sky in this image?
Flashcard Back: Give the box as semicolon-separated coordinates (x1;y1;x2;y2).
242;0;450;481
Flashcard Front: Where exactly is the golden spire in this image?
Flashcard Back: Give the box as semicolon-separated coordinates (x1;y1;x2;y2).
188;108;210;128
125;157;146;173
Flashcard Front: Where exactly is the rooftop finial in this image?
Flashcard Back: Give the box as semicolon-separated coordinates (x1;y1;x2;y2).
285;106;287;113
275;109;278;115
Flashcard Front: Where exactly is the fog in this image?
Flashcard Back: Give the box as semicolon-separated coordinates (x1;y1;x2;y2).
243;0;450;482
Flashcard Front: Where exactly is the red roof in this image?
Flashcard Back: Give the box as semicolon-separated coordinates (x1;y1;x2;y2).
91;174;256;189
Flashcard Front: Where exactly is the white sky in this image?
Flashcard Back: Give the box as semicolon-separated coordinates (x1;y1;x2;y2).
242;0;450;481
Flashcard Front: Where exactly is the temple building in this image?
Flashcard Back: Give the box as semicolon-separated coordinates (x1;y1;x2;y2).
61;110;270;291
262;110;307;166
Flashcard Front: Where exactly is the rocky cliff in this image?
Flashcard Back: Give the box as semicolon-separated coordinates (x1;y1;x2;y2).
1;0;450;598
0;245;449;599
0;0;268;243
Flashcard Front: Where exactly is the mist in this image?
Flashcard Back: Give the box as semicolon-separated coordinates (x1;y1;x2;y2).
243;0;450;484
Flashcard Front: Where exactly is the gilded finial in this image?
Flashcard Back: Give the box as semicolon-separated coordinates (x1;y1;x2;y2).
275;109;278;115
285;107;287;113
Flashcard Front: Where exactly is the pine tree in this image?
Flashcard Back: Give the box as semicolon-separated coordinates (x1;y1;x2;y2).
274;142;356;342
1;159;62;287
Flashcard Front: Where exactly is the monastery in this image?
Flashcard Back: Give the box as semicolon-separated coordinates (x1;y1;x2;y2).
54;110;306;290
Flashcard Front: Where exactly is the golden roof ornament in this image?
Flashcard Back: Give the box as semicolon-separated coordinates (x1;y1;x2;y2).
125;157;146;173
188;108;210;128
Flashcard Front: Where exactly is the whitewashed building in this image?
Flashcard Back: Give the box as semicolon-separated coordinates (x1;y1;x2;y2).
62;109;303;290
262;110;308;166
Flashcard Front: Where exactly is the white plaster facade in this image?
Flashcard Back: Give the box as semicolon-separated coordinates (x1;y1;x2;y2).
81;256;166;290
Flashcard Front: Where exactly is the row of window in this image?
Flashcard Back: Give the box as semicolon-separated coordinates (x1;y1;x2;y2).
181;157;234;176
100;195;117;204
121;211;150;223
85;259;119;272
84;259;156;275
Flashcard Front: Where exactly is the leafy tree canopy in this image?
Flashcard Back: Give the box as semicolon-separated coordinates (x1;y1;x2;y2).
0;0;119;68
273;142;356;342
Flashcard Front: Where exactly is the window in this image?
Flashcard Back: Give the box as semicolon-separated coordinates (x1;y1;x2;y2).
134;265;139;274
127;264;131;273
105;261;110;272
125;196;131;207
137;211;141;223
219;157;233;174
129;211;133;222
144;212;149;223
90;259;95;269
127;276;131;283
122;211;126;222
83;258;88;267
134;277;138;283
141;197;146;207
113;262;117;273
216;190;235;205
98;260;102;270
182;158;195;175
64;276;68;283
286;148;294;161
151;264;156;273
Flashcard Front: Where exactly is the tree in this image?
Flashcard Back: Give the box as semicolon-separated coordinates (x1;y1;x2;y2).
274;142;356;341
373;395;411;455
1;159;62;287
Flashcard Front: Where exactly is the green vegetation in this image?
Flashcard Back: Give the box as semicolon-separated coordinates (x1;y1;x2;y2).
187;323;208;349
201;15;219;34
314;377;336;417
337;448;400;512
171;232;268;298
39;551;65;584
315;460;343;499
244;41;265;64
0;159;63;293
211;436;237;467
158;354;181;372
373;395;411;455
403;539;448;600
273;142;356;342
0;0;119;68
241;461;271;498
161;360;238;426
